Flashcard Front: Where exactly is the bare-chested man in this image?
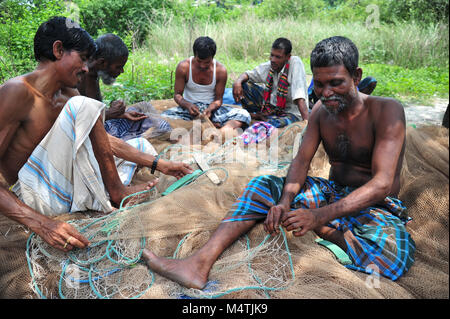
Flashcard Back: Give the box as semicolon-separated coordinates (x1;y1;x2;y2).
161;36;251;137
0;17;192;252
142;36;416;288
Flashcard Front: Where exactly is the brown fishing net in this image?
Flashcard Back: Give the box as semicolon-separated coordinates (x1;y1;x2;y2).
0;101;448;299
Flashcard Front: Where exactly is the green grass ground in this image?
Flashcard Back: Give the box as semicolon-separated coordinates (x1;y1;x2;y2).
101;54;449;107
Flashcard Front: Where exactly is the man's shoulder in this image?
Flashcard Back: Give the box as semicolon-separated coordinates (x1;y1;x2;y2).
175;58;190;76
366;95;406;126
367;95;404;113
1;75;26;92
0;76;36;125
177;58;190;68
256;60;271;68
0;75;34;106
246;61;270;78
289;55;305;66
215;60;227;76
290;55;302;62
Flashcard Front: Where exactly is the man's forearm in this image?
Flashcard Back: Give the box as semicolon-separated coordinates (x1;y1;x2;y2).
278;156;310;208
174;93;194;110
0;186;48;233
236;72;249;85
315;177;392;226
107;134;171;173
207;99;222;112
295;98;309;121
108;134;155;167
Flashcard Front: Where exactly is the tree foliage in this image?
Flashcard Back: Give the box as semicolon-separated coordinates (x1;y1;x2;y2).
74;0;176;44
0;0;66;81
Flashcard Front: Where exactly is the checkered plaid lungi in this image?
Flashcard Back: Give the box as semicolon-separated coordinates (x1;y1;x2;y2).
161;102;251;127
240;82;301;128
222;175;416;280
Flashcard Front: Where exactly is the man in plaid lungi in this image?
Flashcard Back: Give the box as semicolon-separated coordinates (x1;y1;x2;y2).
232;38;309;126
142;36;416;289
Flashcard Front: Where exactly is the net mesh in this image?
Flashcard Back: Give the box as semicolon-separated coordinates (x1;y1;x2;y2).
0;101;448;299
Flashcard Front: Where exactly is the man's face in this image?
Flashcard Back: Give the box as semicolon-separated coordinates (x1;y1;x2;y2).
269;48;290;72
193;56;213;72
99;56;128;85
59;49;89;88
312;64;359;115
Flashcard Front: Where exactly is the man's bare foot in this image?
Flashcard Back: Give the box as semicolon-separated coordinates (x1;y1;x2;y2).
142;248;208;289
111;179;159;207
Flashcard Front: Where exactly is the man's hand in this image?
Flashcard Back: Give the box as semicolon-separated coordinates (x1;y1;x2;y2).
232;82;244;103
157;159;194;179
33;217;90;252
186;104;200;118
106;100;126;120
250;112;268;121
281;208;321;237
202;108;213;119
120;110;148;122
264;204;289;235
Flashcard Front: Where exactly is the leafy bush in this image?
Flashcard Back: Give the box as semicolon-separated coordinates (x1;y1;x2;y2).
252;0;449;25
383;0;449;25
362;63;449;103
253;0;327;19
100;49;177;105
0;0;66;82
74;0;176;44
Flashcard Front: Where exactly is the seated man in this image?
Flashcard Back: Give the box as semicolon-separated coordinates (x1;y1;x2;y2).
77;33;172;141
0;17;192;252
161;36;251;138
142;36;416;289
232;37;309;128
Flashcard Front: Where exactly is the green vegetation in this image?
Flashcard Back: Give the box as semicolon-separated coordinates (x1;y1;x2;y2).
1;0;449;106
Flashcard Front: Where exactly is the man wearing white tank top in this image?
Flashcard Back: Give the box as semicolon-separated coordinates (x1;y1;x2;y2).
161;37;251;136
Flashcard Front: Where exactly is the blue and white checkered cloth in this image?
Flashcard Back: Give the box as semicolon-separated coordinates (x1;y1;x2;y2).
161;102;251;127
223;174;416;281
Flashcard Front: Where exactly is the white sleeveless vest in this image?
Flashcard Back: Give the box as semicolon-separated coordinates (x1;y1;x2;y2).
183;56;216;104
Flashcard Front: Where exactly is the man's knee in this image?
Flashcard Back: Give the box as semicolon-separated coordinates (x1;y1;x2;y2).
126;137;158;156
249;174;284;192
65;96;105;117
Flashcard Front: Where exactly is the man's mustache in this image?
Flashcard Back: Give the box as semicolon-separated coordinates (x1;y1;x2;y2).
320;95;346;103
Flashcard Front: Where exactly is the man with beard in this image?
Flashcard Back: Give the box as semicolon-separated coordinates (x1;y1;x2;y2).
0;17;192;252
161;36;251;138
142;36;416;289
232;37;309;128
78;33;172;141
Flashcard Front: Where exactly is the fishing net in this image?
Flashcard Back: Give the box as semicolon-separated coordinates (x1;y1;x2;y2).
0;100;448;299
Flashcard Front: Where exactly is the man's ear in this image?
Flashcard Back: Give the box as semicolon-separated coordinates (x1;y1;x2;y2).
353;67;363;87
52;40;65;60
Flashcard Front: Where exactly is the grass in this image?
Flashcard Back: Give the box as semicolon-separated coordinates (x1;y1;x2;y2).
102;55;448;107
144;13;448;69
93;14;450;106
362;64;449;104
